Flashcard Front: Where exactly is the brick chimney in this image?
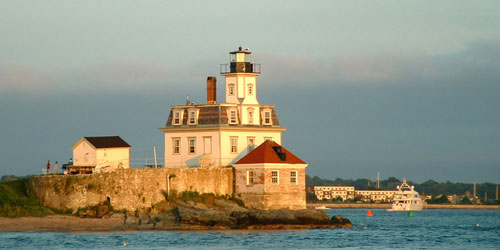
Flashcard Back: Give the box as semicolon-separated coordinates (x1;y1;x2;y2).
207;76;216;104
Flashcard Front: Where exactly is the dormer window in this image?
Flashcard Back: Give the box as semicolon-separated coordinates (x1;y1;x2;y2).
187;109;199;125
230;110;237;124
173;110;183;125
228;84;235;96
263;110;272;125
248;84;253;95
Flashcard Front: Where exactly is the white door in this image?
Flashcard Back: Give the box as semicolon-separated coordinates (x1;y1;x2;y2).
203;137;212;154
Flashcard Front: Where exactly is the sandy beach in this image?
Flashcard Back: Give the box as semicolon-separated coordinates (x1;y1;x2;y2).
0;215;124;232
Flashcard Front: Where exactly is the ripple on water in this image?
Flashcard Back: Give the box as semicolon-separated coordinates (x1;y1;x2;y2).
1;210;499;249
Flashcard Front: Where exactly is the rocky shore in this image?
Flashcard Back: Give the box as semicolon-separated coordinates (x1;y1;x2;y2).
0;195;351;232
120;198;352;230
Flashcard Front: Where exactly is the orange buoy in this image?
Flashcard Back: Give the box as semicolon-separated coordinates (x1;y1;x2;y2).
366;210;373;217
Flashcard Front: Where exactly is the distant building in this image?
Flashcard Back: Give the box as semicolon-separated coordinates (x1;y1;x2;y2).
233;140;308;209
160;48;285;168
314;186;355;201
71;136;131;174
313;186;395;202
354;190;395;202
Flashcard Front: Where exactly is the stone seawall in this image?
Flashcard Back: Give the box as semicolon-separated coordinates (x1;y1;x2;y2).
31;168;234;212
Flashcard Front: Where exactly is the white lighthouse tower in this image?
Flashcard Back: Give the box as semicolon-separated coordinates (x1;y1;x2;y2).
161;47;284;168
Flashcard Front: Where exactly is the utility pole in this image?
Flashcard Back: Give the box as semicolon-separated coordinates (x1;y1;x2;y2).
377;171;380;190
473;182;477;204
153;145;158;169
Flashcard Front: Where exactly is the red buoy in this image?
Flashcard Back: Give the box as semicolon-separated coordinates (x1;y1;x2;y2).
367;210;373;217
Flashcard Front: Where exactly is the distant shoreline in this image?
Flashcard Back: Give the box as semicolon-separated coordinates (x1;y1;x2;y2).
307;203;500;210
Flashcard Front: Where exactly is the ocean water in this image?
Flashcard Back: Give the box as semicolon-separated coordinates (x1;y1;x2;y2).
1;209;499;249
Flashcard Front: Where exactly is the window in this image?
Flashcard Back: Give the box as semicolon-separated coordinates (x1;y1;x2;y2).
290;171;297;184
188;137;196;154
172;138;180;154
230;137;238;153
230;110;237;124
272;170;279;184
248;84;253;95
228;84;235;95
248;109;253;123
173;111;181;125
246;170;254;185
188;111;196;125
264;111;271;125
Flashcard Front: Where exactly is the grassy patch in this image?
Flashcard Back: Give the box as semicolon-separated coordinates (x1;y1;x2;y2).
0;178;52;217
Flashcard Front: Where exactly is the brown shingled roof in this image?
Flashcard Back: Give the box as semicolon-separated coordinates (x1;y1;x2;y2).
84;136;131;148
234;140;306;165
165;105;280;127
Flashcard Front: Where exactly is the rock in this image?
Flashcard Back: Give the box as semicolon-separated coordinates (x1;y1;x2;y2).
329;215;352;228
176;200;194;208
110;212;125;220
193;202;209;210
196;210;236;226
150;201;173;214
186;200;195;206
215;199;248;213
96;205;109;218
293;209;330;225
125;216;139;225
138;214;151;225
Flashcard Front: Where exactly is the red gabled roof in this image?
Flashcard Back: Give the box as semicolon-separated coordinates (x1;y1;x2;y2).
234;140;306;165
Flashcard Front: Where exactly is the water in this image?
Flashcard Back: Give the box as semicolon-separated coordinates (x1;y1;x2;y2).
1;209;499;249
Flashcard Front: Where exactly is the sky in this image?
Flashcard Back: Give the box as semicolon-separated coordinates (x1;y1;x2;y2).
1;0;499;183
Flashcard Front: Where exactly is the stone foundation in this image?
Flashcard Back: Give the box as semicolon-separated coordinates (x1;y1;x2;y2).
31;168;233;212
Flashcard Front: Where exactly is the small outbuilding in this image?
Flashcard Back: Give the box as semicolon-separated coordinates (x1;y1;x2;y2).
233;140;308;210
70;136;131;174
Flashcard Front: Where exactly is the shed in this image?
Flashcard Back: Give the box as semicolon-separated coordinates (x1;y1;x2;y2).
70;136;131;174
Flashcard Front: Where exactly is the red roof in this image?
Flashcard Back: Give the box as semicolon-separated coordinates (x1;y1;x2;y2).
234;140;306;165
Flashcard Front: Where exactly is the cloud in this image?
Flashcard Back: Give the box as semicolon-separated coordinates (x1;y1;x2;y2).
0;58;179;96
0;64;52;94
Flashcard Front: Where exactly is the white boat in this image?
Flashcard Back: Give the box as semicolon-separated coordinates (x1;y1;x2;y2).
387;178;424;211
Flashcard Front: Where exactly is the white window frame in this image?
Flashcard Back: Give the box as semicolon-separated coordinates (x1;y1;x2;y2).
246;170;254;185
264;111;271;125
188;111;196;125
230;136;238;154
228;84;235;96
229;110;237;124
172;137;180;155
188;137;196;154
173;111;182;125
290;170;298;185
271;170;279;184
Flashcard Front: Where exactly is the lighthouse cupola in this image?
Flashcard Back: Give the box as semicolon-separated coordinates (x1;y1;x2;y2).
221;47;261;105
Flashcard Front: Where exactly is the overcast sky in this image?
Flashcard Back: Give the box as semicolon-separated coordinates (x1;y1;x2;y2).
1;1;499;183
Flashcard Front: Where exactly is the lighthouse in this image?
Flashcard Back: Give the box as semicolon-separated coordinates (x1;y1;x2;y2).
161;48;285;168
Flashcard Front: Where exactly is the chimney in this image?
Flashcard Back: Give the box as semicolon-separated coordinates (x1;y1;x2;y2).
207;76;216;104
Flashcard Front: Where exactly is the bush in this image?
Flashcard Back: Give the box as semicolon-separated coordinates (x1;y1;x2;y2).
0;179;52;217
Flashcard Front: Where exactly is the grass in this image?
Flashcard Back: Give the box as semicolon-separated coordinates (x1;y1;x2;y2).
0;178;52;217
